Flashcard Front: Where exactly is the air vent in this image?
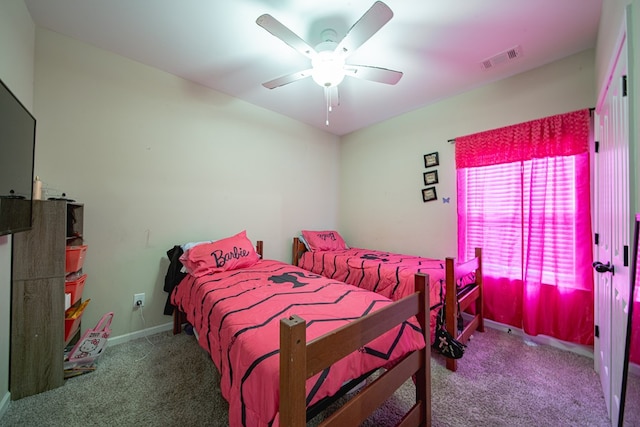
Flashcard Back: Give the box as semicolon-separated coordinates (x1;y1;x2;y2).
481;45;523;70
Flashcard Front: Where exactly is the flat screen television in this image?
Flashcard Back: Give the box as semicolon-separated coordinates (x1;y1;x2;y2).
0;78;36;236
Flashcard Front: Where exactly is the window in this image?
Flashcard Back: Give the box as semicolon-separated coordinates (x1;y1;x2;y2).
455;109;594;344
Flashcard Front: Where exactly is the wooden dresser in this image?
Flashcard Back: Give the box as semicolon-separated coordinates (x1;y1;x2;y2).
10;200;84;399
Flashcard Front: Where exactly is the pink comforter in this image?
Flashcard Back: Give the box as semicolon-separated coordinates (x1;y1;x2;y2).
171;259;425;427
297;248;475;341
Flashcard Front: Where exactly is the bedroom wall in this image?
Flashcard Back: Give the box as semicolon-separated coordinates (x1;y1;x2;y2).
32;28;341;339
339;49;596;259
0;0;35;412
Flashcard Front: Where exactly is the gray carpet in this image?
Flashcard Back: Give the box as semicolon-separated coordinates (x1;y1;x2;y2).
1;327;638;426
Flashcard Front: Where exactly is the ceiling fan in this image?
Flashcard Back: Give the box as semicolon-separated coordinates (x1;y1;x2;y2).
256;1;403;125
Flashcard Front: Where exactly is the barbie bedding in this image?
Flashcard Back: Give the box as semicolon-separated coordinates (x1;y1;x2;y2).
296;247;476;340
171;259;425;427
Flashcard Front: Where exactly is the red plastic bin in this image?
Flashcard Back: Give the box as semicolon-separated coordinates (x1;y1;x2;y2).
66;245;88;274
64;315;82;342
65;274;87;306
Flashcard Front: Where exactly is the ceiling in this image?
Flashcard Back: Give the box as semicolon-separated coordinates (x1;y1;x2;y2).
24;0;602;136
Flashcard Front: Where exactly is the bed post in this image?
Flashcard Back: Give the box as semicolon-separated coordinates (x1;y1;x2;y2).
444;257;459;372
280;315;307;427
292;237;305;266
172;308;185;335
292;237;299;265
475;247;484;332
414;273;432;426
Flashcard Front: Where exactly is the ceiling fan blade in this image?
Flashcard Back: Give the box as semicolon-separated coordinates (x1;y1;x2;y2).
344;65;403;85
256;14;316;60
335;1;393;57
262;69;313;89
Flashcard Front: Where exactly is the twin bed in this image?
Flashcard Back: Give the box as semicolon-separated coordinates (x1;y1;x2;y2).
168;231;432;427
292;230;484;372
167;230;484;426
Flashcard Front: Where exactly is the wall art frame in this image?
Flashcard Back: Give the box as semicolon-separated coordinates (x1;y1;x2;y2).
423;170;439;185
422;186;437;202
424;152;439;168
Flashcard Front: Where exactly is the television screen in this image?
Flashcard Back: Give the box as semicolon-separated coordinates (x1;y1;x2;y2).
0;78;36;236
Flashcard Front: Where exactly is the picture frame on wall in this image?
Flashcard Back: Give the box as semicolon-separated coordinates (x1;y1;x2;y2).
422;186;437;202
424;152;439;168
423;170;439;185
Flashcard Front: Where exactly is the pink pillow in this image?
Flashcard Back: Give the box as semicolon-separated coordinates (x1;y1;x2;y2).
301;230;348;252
179;230;260;277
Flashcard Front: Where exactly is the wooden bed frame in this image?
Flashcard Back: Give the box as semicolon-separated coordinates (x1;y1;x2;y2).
292;238;484;372
173;240;432;426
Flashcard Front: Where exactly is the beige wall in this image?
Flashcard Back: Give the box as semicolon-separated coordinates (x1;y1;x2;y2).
33;28;341;339
339;49;596;259
1;0;637;413
0;0;35;412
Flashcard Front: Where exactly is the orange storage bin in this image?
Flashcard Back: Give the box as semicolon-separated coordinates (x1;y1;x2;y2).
66;245;88;273
65;299;89;343
65;274;87;306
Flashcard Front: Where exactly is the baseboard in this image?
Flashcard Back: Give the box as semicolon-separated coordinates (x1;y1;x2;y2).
470;316;594;359
107;321;173;347
469;317;640;390
0;391;10;419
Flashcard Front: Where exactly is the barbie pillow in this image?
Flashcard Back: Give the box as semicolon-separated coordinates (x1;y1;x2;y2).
301;230;348;252
179;230;260;277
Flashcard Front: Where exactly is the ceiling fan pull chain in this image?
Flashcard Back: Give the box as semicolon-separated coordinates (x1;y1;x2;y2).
325;87;330;126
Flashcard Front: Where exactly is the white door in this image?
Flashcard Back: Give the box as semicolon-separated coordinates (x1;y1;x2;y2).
594;31;630;427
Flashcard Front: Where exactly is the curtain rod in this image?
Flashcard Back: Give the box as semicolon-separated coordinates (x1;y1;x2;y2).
449;107;596;144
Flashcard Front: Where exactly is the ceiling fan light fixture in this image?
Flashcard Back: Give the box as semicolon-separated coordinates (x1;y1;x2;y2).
257;2;400;126
311;50;345;87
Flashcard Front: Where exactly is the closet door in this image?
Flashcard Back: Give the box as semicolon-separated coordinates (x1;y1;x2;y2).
594;29;630;427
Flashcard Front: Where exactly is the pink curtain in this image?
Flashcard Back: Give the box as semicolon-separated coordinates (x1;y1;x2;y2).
456;109;594;345
631;295;639;364
631;248;640;364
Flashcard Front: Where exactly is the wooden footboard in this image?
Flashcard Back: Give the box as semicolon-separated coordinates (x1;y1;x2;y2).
444;247;484;372
280;273;431;427
292;237;485;372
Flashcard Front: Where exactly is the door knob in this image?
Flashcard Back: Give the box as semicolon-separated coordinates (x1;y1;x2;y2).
592;261;615;274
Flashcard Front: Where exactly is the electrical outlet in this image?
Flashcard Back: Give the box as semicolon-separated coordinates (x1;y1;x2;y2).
133;293;145;308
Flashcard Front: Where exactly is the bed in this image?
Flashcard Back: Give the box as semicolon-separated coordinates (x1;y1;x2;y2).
168;231;431;427
292;230;484;372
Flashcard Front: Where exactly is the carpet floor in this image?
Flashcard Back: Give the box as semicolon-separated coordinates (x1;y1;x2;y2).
2;326;638;426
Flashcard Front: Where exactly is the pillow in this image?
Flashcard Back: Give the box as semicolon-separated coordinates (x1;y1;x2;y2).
301;230;348;252
180;240;212;252
179;230;260;277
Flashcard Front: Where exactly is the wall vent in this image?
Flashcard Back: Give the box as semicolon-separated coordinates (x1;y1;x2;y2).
481;45;523;70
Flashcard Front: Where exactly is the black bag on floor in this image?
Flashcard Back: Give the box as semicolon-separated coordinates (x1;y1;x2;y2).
432;287;466;359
